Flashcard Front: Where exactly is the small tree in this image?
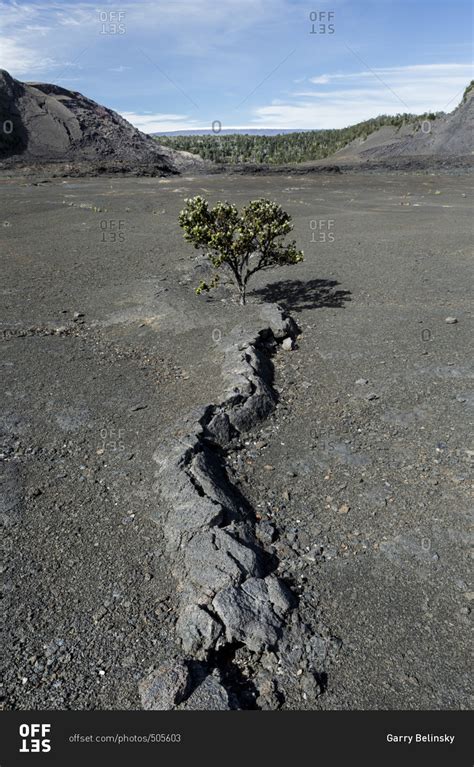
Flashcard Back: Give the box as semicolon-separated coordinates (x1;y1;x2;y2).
179;196;303;305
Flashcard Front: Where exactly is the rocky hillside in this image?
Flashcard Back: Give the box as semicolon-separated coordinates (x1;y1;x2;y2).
0;69;202;175
335;82;474;163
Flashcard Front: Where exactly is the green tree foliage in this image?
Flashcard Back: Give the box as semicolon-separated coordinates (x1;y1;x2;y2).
157;113;442;166
179;196;303;305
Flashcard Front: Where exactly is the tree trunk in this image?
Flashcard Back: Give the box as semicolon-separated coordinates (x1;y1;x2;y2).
239;285;246;305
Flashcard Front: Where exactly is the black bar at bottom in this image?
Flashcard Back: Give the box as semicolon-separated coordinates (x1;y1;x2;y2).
0;710;470;767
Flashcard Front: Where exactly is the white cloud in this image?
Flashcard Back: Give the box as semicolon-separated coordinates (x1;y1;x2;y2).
0;0;278;79
0;36;56;74
252;62;474;129
309;62;473;85
120;111;267;133
120;111;202;132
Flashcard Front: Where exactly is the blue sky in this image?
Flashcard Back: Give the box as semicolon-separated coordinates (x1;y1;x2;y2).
1;0;472;131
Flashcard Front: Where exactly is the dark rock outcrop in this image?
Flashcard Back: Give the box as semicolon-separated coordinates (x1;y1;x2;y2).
0;69;203;174
141;304;337;710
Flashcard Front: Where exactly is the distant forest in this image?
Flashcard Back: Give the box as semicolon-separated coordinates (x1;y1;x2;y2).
155;113;440;165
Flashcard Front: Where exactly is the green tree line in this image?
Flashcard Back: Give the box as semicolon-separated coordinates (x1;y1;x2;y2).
156;113;441;165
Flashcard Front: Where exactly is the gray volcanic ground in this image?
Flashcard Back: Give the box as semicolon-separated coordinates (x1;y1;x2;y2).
1;170;472;709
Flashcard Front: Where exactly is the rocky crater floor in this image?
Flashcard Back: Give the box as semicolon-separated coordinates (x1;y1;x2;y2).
1;171;472;709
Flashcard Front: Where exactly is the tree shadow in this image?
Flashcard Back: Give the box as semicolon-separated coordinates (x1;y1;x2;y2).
252;278;352;313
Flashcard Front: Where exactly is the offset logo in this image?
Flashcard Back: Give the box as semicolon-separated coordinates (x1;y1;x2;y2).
19;724;51;753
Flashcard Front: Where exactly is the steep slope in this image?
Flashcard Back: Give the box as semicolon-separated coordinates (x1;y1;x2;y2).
0;69;202;174
335;84;474;163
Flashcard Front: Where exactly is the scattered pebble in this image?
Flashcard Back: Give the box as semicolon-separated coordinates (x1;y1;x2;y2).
445;317;458;324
